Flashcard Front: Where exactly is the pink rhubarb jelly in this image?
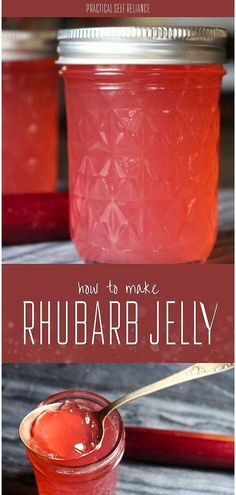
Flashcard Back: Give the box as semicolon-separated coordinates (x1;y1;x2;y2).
58;26;226;264
20;390;125;495
2;31;58;194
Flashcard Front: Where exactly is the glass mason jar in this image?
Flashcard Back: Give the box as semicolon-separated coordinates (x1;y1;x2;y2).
2;31;58;194
58;26;226;264
19;390;125;495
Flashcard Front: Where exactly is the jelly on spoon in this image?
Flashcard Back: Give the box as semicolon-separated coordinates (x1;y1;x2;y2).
20;400;101;460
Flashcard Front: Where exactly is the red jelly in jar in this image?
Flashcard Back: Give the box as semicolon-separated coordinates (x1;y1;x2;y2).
58;26;227;264
19;390;125;495
2;31;58;194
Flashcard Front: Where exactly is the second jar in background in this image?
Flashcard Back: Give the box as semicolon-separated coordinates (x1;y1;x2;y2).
2;31;59;194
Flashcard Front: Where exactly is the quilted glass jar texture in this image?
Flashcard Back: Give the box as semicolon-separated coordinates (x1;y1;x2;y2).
62;64;225;263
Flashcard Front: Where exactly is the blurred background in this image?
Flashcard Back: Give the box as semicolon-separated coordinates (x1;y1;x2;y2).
3;17;234;189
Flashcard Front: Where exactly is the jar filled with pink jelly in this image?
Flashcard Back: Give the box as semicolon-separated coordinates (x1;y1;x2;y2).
19;390;125;495
58;26;227;264
3;31;58;194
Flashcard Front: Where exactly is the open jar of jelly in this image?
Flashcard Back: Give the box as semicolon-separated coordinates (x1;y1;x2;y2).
3;31;58;194
19;390;125;495
58;26;227;264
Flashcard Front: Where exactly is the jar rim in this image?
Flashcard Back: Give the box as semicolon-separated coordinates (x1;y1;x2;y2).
19;389;125;474
2;30;57;61
57;26;227;65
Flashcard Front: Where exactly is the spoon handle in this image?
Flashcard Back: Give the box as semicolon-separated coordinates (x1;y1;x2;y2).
102;363;234;418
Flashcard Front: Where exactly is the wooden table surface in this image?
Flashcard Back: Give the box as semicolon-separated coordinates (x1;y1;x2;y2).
2;363;234;494
2;189;233;264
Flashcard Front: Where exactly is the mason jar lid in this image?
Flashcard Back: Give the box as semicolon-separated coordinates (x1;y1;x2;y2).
2;30;57;61
57;26;227;65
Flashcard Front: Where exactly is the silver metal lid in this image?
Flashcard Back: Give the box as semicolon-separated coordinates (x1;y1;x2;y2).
57;26;227;65
2;30;57;61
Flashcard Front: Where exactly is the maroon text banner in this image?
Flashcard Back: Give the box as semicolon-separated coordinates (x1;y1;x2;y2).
3;0;234;18
3;264;233;363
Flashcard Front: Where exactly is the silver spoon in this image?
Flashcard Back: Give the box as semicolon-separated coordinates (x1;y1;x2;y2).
90;362;234;455
20;363;234;458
